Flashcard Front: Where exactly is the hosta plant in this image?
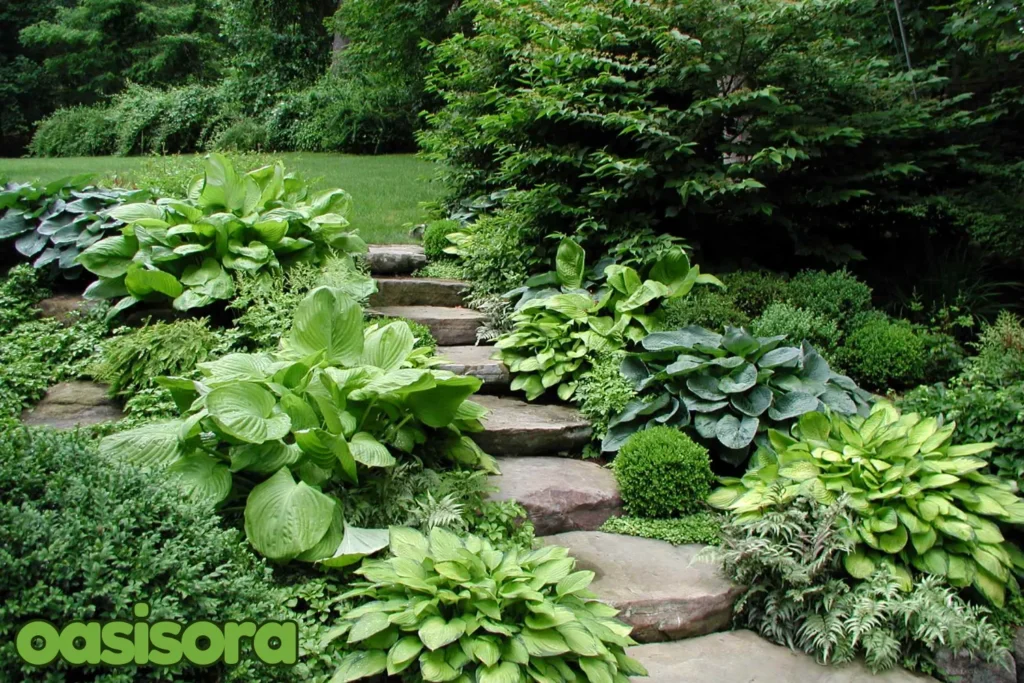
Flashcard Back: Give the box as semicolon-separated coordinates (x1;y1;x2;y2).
497;239;722;400
77;154;367;316
328;526;647;682
100;287;494;564
603;326;871;462
709;402;1024;605
0;175;148;279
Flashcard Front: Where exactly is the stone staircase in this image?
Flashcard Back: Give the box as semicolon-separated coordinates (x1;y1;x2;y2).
366;244;939;682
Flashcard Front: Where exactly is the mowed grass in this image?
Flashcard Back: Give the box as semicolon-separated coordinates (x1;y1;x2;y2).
0;153;440;244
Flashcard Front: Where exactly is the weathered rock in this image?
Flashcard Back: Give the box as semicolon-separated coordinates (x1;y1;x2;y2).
368;305;486;346
35;294;96;323
936;648;1015;683
542;531;741;642
1014;628;1024;683
629;630;937;682
488;457;622;535
21;381;123;429
365;244;427;275
470;395;591;457
437;345;509;393
370;277;468;307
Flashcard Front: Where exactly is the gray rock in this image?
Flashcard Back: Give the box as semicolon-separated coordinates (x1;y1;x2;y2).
630;630;937;682
469;395;591;457
1015;628;1024;683
542;531;741;642
22;381;123;429
370;277;468;307
437;345;509;393
367;305;486;346
488;457;622;535
365;244;427;275
936;648;1015;683
35;294;96;323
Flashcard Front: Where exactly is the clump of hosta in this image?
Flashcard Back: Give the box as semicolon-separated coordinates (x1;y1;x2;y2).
709;402;1024;605
329;527;647;682
100;286;493;565
604;326;871;463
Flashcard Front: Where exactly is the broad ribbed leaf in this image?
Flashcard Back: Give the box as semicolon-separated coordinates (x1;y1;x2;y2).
555;238;585;289
320;525;390;568
767;391;819;420
206;382;291;444
758;346;802;367
287;287;363;364
362;321;415;370
332;650;387;682
715;414;759;449
349;432;396;467
167;453;232;505
406;375;481;428
100;420;185;467
387;637;424;676
731;385;773;416
125;265;183;298
244;467;336;560
77;235;138;277
642;327;722;352
718;363;757;393
418;616;466;651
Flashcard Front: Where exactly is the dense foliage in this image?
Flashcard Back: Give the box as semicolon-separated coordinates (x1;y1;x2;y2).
0;425;296;682
709;494;1008;674
710;403;1024;605
614;427;715;518
600;513;722;546
328;526;647;682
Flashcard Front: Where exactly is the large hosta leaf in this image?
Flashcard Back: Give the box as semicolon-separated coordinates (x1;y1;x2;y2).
715;414;759;449
206;382;291;443
167;453;232;505
362;321;415;371
767;391;819;420
100;420;185;467
555;237;585;289
319;524;390;568
286;286;363;364
77;234;139;278
407;376;484;428
244;467;336;560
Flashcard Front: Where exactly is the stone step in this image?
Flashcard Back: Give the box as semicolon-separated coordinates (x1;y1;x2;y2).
370;277;469;308
436;345;509;393
488;457;622;536
22;381;123;429
629;630;936;682
368;305;486;346
365;244;427;275
36;294;96;323
542;531;741;643
469;395;591;457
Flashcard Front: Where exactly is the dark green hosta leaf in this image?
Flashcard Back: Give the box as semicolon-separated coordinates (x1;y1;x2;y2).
0;211;31;238
15;230;48;257
821;385;859;414
715;414;759;449
758;346;802;368
731;385;773;417
694;413;719;439
665;354;706;375
686;374;726;401
719;363;757;393
722;327;760;357
767;391;820;421
682;395;729;413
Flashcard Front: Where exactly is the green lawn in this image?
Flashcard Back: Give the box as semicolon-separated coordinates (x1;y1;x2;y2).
0;153;440;244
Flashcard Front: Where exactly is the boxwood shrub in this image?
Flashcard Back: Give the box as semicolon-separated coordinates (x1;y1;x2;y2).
614;426;715;518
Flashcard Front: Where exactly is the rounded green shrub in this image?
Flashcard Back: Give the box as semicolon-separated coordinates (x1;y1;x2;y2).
785;268;872;324
752;303;842;359
29;106;116;157
662;289;750;331
0;425;294;682
721;270;789;318
422;219;459;259
614;426;715;518
837;314;927;390
212;118;270;151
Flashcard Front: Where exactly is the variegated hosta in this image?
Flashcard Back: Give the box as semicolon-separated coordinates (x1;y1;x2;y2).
709;402;1024;605
329;527;647;683
497;237;722;401
602;326;871;463
100;287;494;564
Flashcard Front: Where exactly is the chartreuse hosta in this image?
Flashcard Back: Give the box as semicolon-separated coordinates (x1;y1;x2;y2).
100;287;495;565
496;238;723;401
329;527;647;682
709;402;1024;606
77;154;368;317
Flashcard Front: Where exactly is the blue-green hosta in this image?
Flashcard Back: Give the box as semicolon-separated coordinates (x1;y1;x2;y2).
709;402;1024;606
100;287;494;564
328;527;647;682
497;238;722;401
77;154;368;316
603;326;871;463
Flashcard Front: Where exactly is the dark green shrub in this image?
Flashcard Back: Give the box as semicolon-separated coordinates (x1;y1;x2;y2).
614;426;715;518
90;319;232;396
785;269;873;324
212;118;270;151
721;271;789;318
967;311;1024;385
751;303;842;361
422;218;459;260
661;289;750;330
446;207;537;296
27;106;116;157
837;315;927;390
600;512;722;546
0;425;294;682
0;265;48;334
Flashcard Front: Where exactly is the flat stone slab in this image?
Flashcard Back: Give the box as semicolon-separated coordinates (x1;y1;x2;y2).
368;305;486;346
489;457;622;536
365;244;427;275
437;345;509;393
470;395;591;457
35;294;96;323
22;381;123;429
370;277;469;308
543;531;741;643
629;630;937;682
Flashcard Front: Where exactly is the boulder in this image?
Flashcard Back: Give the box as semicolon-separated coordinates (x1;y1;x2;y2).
370;277;468;307
936;648;1016;683
365;244;427;275
22;381;123;429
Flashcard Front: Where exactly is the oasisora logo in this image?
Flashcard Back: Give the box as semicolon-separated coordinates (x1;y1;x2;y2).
16;604;298;668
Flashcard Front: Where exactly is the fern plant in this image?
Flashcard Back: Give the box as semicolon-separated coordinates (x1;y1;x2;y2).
704;492;1008;674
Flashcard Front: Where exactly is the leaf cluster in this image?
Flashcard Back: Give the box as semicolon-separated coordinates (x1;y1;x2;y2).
100;286;493;564
328;526;647;682
710;403;1024;605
